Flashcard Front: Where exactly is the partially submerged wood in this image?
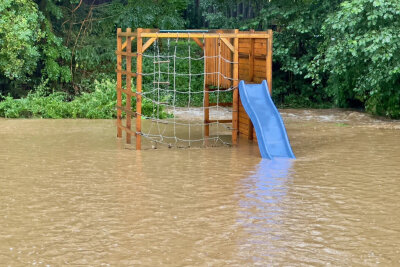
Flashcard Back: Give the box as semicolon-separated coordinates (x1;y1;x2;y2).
115;28;273;149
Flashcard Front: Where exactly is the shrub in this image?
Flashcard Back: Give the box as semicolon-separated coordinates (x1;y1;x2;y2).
0;79;169;119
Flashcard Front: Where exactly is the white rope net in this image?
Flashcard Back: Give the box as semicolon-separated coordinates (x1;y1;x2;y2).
136;36;237;148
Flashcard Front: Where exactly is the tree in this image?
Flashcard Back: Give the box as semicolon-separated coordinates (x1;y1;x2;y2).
311;0;400;118
0;0;42;80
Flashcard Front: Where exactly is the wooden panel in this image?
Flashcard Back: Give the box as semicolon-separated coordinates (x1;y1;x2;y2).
239;108;248;115
239;69;249;76
239;117;249;126
238;47;250;54
254;69;267;76
254;39;267;48
254;59;266;67
239;39;251;48
238;91;257;142
205;32;233;89
254;48;267;56
239;123;250;134
239;112;249;121
253;76;264;83
239;57;250;64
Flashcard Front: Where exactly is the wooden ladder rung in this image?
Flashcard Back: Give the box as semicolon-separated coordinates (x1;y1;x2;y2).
207;87;232;92
153;81;170;84
115;70;137;77
115;51;138;57
116;105;137;117
153;60;170;64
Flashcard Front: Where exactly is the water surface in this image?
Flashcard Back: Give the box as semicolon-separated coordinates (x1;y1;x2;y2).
0;109;399;265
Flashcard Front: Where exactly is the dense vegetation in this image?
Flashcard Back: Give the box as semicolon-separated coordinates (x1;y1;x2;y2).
1;0;399;118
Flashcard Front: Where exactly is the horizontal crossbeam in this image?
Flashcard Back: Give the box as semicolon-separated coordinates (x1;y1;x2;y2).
138;33;270;39
207;119;232;123
209;102;232;107
115;51;137;57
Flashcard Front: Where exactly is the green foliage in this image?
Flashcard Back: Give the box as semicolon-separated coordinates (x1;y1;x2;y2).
311;0;400;118
41;20;72;83
257;0;340;107
0;0;42;79
199;0;339;107
0;0;71;96
0;79;168;119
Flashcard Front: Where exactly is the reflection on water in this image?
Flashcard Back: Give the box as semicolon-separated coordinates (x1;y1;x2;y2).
0;109;399;265
238;159;293;265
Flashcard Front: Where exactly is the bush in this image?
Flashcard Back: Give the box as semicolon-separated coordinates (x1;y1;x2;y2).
0;79;169;119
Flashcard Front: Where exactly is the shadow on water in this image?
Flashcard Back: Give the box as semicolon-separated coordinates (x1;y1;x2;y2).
237;158;294;262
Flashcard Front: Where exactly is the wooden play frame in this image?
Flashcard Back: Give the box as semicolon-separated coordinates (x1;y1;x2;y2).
116;28;273;150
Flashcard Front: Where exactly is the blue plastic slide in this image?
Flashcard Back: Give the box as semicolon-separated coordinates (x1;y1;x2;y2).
239;80;295;159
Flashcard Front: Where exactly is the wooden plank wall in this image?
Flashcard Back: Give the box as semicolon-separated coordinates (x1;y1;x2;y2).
203;30;272;143
237;32;270;141
204;35;233;89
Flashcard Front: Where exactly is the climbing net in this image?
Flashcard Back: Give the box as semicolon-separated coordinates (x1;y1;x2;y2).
137;35;237;148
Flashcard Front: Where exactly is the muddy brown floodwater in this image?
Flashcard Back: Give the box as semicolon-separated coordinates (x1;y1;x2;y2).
0;109;400;266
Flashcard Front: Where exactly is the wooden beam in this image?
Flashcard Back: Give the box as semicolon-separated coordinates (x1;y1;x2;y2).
116;105;136;117
191;37;204;49
136;28;143;150
118;123;138;137
207;87;232;92
142;37;156;53
121;36;136;50
232;29;239;145
204;85;210;137
208;119;232;123
266;29;273;94
126;28;132;144
209;102;232;107
120;88;137;97
115;51;137;57
116;28;122;138
221;37;234;53
140;32;270;39
115;70;137;77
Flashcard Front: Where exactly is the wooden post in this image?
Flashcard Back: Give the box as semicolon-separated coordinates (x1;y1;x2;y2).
126;28;132;144
232;29;239;145
116;28;122;138
247;30;255;140
266;29;273;94
136;28;143;150
204;85;210;137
